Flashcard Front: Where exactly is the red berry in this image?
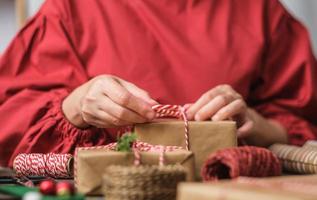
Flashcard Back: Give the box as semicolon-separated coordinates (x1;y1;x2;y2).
39;180;56;195
56;181;74;196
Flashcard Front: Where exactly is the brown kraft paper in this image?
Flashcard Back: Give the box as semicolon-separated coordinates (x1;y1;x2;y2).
75;149;195;195
135;121;237;179
177;175;317;200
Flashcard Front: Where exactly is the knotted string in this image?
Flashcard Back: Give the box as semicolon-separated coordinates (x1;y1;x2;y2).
85;141;182;167
152;104;190;150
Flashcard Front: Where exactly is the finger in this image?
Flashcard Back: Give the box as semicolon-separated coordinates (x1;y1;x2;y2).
216;84;242;99
89;121;115;128
88;118;117;128
195;95;233;121
100;78;156;120
237;120;254;138
83;111;131;128
81;95;100;116
212;99;246;121
183;103;193;110
186;89;221;120
98;96;148;124
119;79;158;106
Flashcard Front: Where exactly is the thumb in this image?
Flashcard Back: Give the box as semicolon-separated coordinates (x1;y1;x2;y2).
118;79;158;106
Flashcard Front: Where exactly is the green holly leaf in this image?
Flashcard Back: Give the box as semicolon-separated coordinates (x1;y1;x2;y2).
116;133;137;152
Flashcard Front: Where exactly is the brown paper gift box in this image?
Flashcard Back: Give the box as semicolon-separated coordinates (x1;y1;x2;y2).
75;149;195;195
135;121;237;179
177;175;317;200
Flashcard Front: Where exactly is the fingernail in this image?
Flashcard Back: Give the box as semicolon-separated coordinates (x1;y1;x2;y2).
186;111;193;120
212;115;220;121
148;99;158;106
146;111;155;120
194;114;201;121
183;104;192;110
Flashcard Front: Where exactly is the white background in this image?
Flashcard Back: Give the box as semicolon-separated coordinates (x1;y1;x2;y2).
1;0;317;55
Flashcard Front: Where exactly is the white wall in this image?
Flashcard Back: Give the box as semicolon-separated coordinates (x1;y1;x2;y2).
0;0;16;52
26;0;44;17
1;0;317;54
281;0;317;55
0;0;44;52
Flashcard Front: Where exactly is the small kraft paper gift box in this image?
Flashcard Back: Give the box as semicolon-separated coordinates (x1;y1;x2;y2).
135;121;237;179
75;148;195;195
177;175;317;200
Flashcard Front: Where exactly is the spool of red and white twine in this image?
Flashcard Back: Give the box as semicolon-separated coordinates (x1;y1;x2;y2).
151;104;190;150
13;153;73;178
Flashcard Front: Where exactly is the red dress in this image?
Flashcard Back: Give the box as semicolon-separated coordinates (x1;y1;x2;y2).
0;0;316;167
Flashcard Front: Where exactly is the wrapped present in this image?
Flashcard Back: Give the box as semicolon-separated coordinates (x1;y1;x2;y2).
269;144;317;174
75;147;194;195
177;175;317;200
135;121;237;179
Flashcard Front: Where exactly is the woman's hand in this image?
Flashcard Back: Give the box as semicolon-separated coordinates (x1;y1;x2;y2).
186;84;287;146
186;84;253;137
62;75;157;128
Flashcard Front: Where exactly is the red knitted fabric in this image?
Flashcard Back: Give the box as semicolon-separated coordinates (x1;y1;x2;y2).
201;146;281;181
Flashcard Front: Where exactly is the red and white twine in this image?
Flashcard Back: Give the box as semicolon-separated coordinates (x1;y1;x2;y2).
133;144;168;166
102;141;182;166
14;153;72;178
152;104;190;150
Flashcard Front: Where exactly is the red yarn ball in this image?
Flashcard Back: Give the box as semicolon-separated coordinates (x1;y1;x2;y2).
56;181;74;196
39;180;56;195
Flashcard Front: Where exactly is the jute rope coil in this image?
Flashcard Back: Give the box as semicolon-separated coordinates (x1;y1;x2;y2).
103;165;186;200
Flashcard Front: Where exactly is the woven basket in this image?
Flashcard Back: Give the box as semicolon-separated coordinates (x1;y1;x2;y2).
103;165;186;200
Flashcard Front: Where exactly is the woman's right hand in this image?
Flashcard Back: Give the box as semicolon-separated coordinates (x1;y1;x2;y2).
62;75;157;128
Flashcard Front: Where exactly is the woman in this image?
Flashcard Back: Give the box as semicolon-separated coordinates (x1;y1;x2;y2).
0;0;316;167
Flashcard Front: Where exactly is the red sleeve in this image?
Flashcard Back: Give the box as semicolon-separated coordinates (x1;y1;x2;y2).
250;0;317;146
0;2;112;167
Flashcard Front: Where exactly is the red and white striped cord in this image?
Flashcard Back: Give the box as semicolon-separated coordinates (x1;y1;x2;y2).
133;144;167;166
152;104;190;150
75;141;181;173
133;149;141;166
14;153;72;178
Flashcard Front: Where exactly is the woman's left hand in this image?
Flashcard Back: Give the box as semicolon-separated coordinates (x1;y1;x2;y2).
186;84;253;138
